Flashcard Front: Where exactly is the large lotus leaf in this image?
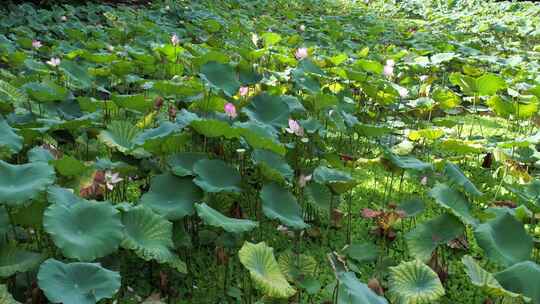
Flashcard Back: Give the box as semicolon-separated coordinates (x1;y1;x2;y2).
312;166;355;194
406;213;464;261
495;261;540;304
443;162;483;197
305;182;332;211
507;179;540;206
0;285;20;304
200;61;240;96
398;198;425;217
47;186;84;207
23;81;68;102
461;255;528;301
0;117;22;156
0;160;55;207
44;201;123;261
98;121;144;154
337;271;388;304
190;119;240;139
345;242;380;264
121;206;186;273
388;260;445;304
382;149;433;172
429;183;478;226
167;152;209;177
193;159;242;193
476;73;507;96
277;251;317;281
111;94;152;113
242;93;290;128
141;173;202;220
251;149;293;182
195;203;258;233
38;259;120;304
260;183;307;229
133;121;179;146
235;121;286;155
474;212;532;266
238;242;296;298
52;155;88;177
355;123;393;137
0;246;45;277
59;60;94;89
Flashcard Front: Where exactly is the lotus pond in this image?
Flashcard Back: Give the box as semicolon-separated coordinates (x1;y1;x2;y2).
1;0;540;303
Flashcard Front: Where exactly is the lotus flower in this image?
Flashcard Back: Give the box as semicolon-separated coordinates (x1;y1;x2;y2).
32;40;42;49
105;171;123;190
295;47;308;60
239;86;249;97
46;57;61;67
299;24;306;32
224;103;237;119
361;208;382;219
420;176;428;185
171;34;180;46
251;33;259;47
298;174;312;188
61;16;67;21
383;59;395;78
285;119;304;136
419;75;429;82
398;87;409;98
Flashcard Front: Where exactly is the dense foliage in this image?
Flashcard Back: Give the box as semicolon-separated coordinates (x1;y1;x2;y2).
0;0;540;303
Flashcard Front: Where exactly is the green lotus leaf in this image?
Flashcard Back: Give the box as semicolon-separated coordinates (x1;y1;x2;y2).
432;87;461;110
193;159;242;193
261;32;282;47
200;61;240;96
429;183;478;226
141;173;203;220
430;52;456;65
59;60;94;89
312;166;355;194
111;94;152;113
397;198;425;217
133;121;179;146
406;213;464;261
0;285;20;304
23;81;68;102
443;162;483;197
388;260;445;304
38;259;121;304
476;73;507;96
278;251;317;281
44;200;123;261
474;212;532;266
11;200;47;229
235;121;286;155
461;255;529;301
52;155;88;177
328;254;388;304
0;160;55;207
0;246;45;277
238;241;296;298
305;182;332;211
121;206;186;273
242;93;290;128
98;121;141;154
167;152;209;177
345;242;380;264
0;117;22;156
0;206;8;236
195;203;258;233
27;146;55;163
507;179;540;207
355;123;393;137
495;261;540;303
260;182;308;229
251;149;293;182
382;148;433;172
47;186;84;207
190;119;240;139
356;59;383;74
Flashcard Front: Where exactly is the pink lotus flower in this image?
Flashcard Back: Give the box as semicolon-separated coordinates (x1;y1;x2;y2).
224;103;237;119
171;34;180;46
46;57;61;67
285;119;304;136
398;87;408;98
105;171;123;191
295;47;308;60
383;60;395;78
298;174;312;188
32;40;42;49
239;86;249;97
